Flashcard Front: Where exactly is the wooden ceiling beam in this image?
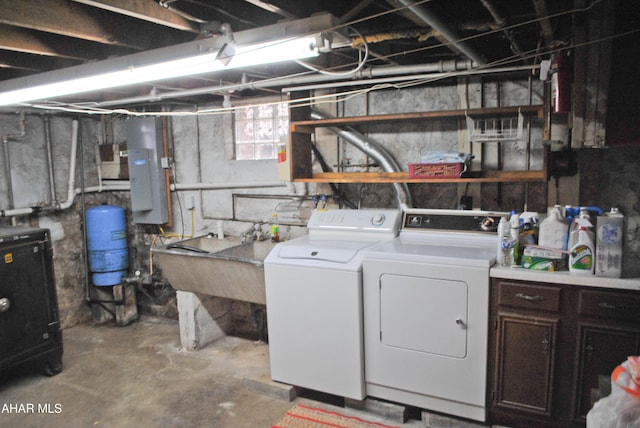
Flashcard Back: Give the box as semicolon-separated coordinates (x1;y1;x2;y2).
0;50;80;71
71;0;201;33
0;23;131;60
0;0;190;50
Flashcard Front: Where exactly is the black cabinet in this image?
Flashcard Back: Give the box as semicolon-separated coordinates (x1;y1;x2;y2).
0;227;63;376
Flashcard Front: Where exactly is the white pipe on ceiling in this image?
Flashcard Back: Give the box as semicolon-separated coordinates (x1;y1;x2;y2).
88;59;487;108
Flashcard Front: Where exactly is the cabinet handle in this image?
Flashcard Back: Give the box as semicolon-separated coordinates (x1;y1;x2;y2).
515;292;544;302
0;297;10;313
586;343;594;362
598;302;617;310
542;331;550;355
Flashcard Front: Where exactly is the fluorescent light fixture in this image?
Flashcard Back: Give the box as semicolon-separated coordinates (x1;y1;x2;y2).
0;35;320;106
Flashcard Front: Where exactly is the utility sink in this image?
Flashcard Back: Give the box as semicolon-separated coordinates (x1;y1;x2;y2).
152;235;276;305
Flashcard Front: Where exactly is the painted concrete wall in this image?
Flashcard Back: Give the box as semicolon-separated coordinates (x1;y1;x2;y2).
1;76;639;331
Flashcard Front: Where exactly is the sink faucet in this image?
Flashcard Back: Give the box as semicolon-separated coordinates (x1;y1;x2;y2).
241;222;266;243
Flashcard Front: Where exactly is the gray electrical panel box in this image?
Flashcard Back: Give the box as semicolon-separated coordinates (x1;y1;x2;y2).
126;117;169;224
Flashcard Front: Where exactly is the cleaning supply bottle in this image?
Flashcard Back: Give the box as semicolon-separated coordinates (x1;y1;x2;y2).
568;207;594;249
497;217;513;267
595;207;625;278
270;213;280;243
569;218;595;275
509;211;521;266
538;205;570;249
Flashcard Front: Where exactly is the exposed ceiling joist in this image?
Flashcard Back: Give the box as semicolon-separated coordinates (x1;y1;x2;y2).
0;0;188;49
532;0;555;46
0;23;130;61
71;0;201;33
0;51;78;71
0;0;594;110
240;0;297;19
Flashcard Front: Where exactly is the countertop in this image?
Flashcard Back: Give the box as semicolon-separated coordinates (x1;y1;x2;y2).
490;266;640;291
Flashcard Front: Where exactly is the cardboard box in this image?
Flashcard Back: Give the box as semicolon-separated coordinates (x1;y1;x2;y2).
408;162;467;179
521;256;565;271
523;246;567;259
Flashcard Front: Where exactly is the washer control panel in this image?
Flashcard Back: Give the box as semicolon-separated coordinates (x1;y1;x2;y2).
307;209;401;235
402;209;508;234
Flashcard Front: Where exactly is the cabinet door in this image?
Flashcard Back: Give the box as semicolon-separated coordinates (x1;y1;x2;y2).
574;323;640;420
494;312;559;416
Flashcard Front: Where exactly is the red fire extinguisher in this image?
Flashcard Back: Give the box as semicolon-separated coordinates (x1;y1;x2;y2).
551;51;571;114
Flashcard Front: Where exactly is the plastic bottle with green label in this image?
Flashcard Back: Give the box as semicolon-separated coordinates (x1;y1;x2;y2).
569;218;595;275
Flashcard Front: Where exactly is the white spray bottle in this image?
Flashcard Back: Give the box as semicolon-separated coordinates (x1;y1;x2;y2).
569;218;595;275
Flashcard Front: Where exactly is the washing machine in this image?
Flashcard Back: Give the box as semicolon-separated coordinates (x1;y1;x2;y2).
362;209;508;422
264;208;401;399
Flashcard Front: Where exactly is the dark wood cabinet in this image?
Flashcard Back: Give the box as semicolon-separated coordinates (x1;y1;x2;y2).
573;288;640;421
574;324;639;420
494;313;558;415
488;278;640;427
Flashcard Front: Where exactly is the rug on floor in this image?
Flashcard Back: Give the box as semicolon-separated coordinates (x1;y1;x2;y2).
272;403;400;428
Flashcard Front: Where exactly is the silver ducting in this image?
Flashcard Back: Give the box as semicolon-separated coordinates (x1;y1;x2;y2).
310;109;412;209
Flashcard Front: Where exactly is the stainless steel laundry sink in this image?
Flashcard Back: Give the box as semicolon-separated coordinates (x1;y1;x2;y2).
152;235;276;304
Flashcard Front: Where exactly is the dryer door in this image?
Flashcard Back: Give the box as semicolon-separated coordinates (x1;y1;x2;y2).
379;273;467;358
362;258;489;422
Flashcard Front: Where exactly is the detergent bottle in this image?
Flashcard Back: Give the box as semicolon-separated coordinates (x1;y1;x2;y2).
595;207;624;278
569;218;595;275
538;205;569;249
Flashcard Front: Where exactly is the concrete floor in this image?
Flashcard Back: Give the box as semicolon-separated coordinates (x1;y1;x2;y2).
0;316;490;428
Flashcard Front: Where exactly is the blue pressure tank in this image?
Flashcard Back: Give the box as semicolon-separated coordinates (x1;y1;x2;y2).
86;205;129;286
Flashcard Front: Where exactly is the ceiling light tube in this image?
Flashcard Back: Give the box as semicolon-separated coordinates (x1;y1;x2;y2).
0;35;320;106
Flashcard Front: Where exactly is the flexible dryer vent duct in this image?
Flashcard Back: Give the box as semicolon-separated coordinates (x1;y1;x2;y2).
310;109;413;208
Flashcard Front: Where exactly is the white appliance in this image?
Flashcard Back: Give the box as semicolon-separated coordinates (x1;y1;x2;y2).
362;209;508;422
264;208;401;400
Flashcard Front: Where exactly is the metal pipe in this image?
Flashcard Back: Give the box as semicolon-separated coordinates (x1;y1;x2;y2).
2;137;13;209
0;178;287;217
0;207;34;217
89;60;479;108
57;120;79;210
43;116;58;206
283;64;537;92
172;181;285;191
2;111;26;209
396;0;487;65
88;62;541;109
480;0;525;59
310;109;412;208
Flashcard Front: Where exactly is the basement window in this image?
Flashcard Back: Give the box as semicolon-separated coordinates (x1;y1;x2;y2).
234;99;289;160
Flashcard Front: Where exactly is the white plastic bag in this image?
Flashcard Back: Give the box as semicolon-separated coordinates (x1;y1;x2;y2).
587;360;640;427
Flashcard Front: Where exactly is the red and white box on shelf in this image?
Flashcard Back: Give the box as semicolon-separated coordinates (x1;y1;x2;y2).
408;162;468;179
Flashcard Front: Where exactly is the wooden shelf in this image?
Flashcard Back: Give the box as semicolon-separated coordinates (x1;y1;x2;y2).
286;102;548;184
293;170;547;183
290;105;543;132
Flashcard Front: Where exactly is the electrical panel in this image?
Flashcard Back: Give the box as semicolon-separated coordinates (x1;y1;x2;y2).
126;117;169;224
